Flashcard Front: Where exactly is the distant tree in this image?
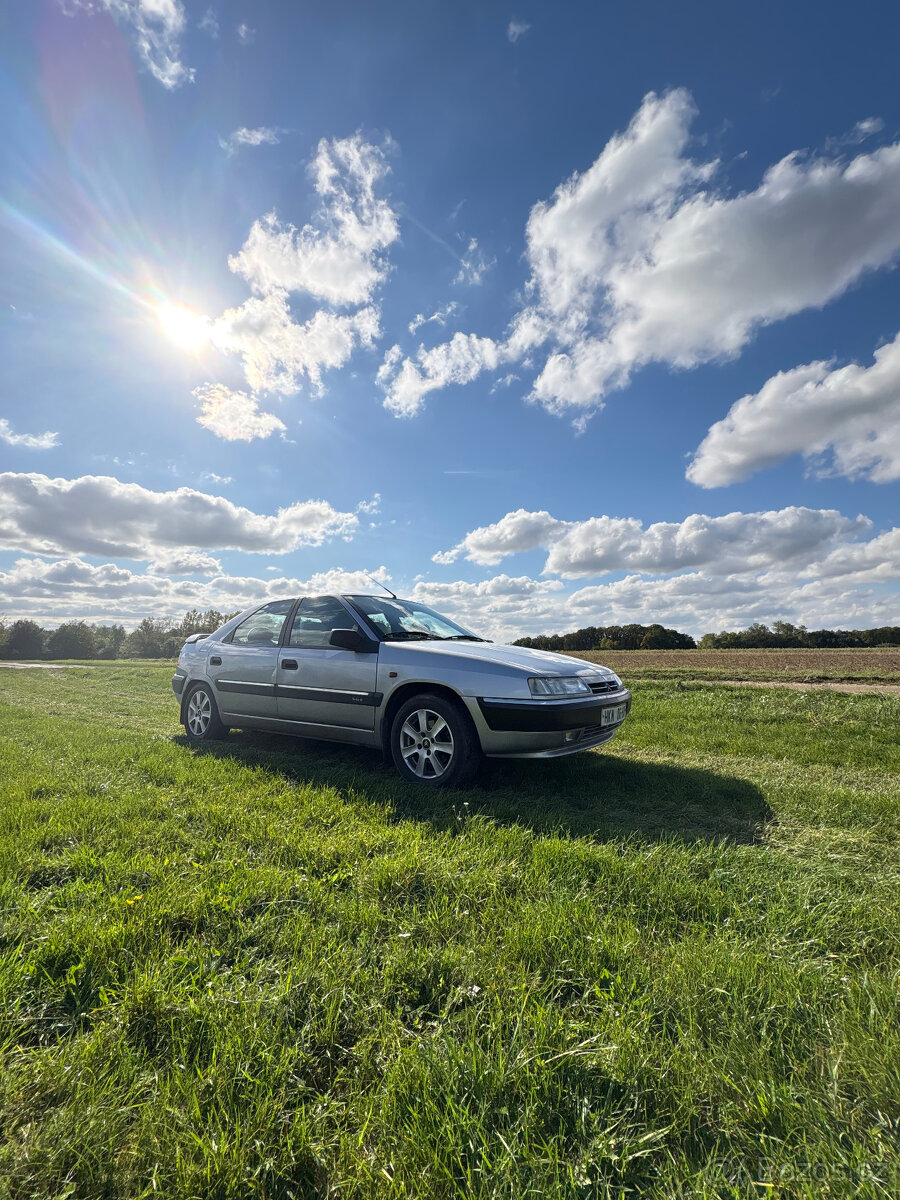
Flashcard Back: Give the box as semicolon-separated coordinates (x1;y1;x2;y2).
641;624;679;649
92;624;127;659
47;621;97;660
123;617;176;658
3;619;47;660
699;623;900;649
176;608;227;638
514;621;696;651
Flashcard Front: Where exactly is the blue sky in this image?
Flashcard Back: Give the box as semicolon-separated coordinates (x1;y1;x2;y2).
1;0;899;639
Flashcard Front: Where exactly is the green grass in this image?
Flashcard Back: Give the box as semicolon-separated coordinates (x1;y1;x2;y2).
0;667;898;1198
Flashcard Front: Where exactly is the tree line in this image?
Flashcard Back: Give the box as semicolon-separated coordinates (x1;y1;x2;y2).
0;610;237;661
696;622;900;649
514;623;697;651
514;620;900;652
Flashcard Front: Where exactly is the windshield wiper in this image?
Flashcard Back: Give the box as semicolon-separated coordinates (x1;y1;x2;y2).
381;631;434;641
440;634;489;641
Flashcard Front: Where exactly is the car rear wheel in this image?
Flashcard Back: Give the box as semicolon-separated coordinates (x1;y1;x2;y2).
183;683;228;742
390;693;480;788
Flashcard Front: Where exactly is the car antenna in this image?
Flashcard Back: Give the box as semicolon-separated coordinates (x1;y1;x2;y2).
365;574;398;599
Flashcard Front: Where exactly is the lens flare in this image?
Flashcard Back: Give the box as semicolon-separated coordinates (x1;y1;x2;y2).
156;302;211;352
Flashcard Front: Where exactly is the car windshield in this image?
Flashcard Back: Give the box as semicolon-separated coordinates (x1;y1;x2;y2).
347;597;487;642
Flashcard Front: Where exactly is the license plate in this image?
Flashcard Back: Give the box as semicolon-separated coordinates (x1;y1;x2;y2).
601;703;627;726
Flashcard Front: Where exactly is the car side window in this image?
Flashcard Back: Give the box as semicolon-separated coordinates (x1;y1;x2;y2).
289;597;356;649
230;599;296;647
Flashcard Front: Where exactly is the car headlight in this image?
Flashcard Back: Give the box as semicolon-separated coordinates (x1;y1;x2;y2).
528;676;592;697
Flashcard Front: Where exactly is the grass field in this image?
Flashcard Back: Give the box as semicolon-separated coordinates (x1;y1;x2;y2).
0;665;898;1198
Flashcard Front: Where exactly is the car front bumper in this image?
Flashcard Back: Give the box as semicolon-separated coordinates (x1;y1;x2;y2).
471;688;632;758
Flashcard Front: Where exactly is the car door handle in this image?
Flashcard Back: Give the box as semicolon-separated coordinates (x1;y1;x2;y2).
281;659;298;670
209;656;222;666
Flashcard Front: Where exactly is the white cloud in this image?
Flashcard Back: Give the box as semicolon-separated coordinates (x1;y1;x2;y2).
435;505;871;577
147;552;222;576
688;330;900;487
0;557;393;627
507;19;531;43
408;302;460;335
454;237;494;286
212;291;380;396
0;473;360;560
228;136;398;306
0;419;60;451
795;525;900;584
356;494;381;516
208;135;397;407
219;126;280;154
68;0;194;89
825;116;885;152
236;22;254;43
382;89;900;422
193;383;287;442
433;509;567;566
378;333;504;417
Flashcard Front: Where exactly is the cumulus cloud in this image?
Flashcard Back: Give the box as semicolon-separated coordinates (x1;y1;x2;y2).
0;473;360;560
435;505;871;577
147;552;222;576
212;291;380;396
193;383;287;442
0;557;393;627
378;333;504;417
201;134;396;408
66;0;194;89
0;419;60;450
228;136;398;306
219;126;280;154
381;89;900;422
688;330;900;487
433;509;567;566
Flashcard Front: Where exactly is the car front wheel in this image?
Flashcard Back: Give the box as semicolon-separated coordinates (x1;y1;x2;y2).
390;693;481;788
183;683;228;742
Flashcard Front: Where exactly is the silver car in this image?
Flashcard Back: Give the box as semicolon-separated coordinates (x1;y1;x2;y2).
172;593;631;787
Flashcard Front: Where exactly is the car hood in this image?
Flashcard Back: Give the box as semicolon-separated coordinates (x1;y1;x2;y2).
384;639;616;678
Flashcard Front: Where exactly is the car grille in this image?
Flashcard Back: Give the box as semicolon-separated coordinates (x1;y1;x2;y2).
588;679;619;695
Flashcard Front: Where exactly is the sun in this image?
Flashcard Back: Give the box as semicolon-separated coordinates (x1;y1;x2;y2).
156;301;211;353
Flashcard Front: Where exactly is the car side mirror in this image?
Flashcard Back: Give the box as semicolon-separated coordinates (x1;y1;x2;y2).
329;627;375;653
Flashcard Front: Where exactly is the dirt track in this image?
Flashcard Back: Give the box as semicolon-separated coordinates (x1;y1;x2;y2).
704;679;900;696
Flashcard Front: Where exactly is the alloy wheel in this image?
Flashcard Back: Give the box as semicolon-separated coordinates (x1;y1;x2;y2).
187;688;212;736
399;707;455;779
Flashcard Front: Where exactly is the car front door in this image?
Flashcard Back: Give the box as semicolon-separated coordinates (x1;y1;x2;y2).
208;599;297;723
276;596;379;732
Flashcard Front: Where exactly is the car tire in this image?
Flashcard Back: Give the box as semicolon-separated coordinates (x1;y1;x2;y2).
183;683;228;742
390;693;481;788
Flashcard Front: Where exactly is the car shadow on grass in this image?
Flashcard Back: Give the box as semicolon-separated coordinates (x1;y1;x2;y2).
179;730;771;846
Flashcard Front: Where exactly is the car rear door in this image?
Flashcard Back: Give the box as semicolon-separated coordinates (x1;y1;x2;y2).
207;599;297;722
276;596;379;732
